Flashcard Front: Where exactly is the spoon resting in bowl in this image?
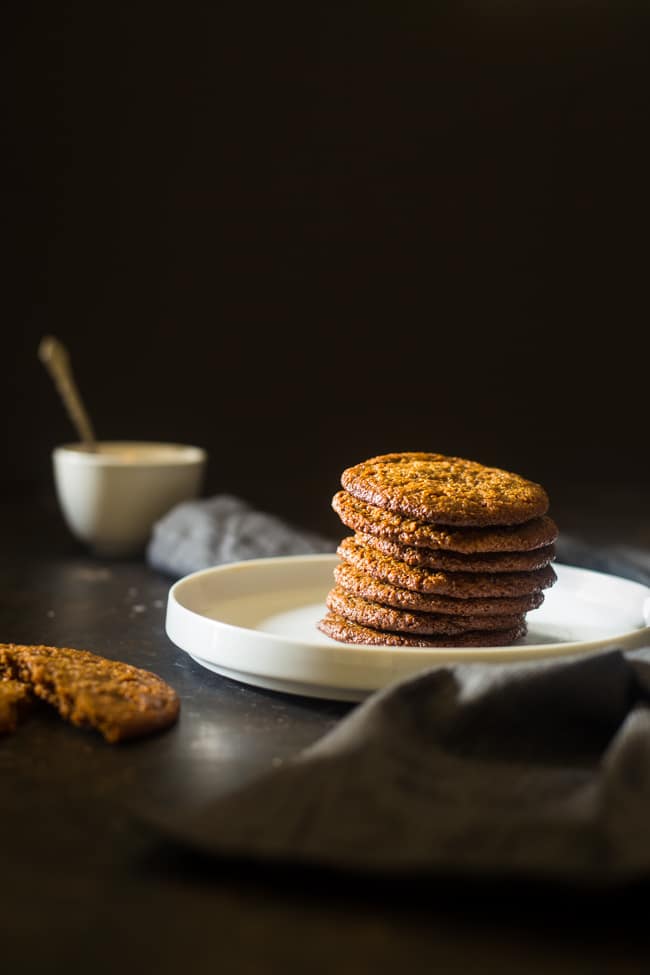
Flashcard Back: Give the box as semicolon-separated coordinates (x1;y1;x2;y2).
38;335;97;451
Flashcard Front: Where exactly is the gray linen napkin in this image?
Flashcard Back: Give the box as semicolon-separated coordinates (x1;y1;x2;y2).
152;517;650;885
147;494;335;577
157;646;650;886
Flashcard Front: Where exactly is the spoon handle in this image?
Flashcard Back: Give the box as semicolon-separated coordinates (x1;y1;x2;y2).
38;336;97;449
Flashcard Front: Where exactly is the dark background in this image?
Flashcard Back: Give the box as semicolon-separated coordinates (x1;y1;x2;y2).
4;2;649;537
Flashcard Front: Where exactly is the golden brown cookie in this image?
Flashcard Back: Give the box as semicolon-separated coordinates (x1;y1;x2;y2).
332;491;558;552
355;531;555;573
341;453;549;526
326;586;524;635
338;536;557;597
334;562;545;617
318;613;527;647
0;644;179;743
0;679;32;735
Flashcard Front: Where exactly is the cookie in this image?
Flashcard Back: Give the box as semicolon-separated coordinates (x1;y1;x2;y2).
0;679;32;735
338;536;557;597
341;453;549;527
334;562;545;616
332;491;558;552
355;531;555;573
327;586;524;635
0;644;179;743
318;613;527;648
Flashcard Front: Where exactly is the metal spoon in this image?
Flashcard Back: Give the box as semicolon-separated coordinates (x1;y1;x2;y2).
38;335;97;450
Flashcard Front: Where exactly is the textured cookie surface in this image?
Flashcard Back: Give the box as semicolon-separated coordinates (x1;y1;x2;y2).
338;536;557;597
0;644;179;743
0;679;32;735
334;562;545;617
356;531;555;573
341;453;549;526
318;613;527;648
333;491;558;552
327;586;524;635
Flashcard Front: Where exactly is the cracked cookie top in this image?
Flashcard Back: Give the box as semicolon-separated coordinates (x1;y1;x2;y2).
341;453;549;527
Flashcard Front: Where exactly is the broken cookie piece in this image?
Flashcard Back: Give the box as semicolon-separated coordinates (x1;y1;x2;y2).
0;679;32;735
0;644;179;743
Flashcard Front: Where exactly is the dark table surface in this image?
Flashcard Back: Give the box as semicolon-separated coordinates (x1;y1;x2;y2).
3;494;650;975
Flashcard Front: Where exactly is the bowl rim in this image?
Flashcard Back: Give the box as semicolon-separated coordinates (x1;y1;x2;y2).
53;441;207;467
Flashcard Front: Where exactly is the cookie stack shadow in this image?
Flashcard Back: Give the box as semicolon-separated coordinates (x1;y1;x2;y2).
319;453;558;648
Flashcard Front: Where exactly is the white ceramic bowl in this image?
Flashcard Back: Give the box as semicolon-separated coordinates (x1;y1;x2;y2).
53;441;206;557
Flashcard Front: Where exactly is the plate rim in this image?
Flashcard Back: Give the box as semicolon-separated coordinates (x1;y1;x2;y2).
167;553;650;662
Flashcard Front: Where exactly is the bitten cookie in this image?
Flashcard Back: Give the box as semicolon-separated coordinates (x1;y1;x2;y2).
0;679;32;735
332;491;558;552
0;643;180;743
341;453;549;526
318;613;527;648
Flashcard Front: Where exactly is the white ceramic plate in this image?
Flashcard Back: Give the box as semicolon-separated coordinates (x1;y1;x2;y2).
166;555;650;701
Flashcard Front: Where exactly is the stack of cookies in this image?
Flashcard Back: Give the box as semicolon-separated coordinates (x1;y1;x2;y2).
319;452;558;647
